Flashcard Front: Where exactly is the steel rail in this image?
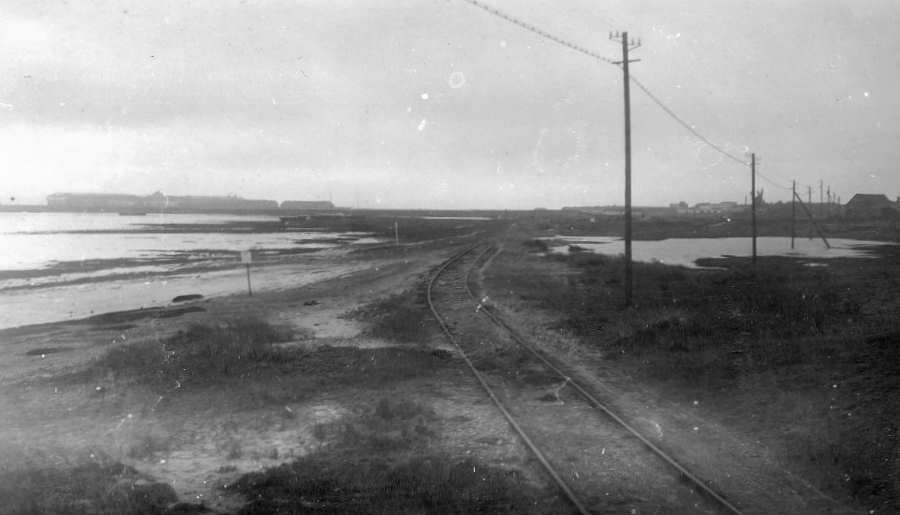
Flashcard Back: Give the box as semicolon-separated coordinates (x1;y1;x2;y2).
426;244;591;515
465;244;745;515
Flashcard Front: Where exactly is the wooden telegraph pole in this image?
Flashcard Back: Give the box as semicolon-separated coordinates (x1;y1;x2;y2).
820;179;824;218
808;185;813;239
610;31;641;307
751;153;757;264
791;180;796;250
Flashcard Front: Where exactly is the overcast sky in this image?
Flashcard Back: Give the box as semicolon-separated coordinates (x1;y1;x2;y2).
0;0;897;208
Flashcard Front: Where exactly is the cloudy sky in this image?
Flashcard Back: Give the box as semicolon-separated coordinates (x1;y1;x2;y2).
0;0;897;209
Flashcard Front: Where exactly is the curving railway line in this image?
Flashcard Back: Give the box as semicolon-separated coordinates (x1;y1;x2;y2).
426;242;744;514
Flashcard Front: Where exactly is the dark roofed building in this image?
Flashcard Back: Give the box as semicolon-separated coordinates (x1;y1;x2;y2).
844;193;899;219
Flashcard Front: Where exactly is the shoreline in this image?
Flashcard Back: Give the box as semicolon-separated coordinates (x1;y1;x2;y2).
0;247;380;330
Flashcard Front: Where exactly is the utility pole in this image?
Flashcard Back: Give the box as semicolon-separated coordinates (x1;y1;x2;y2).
794;192;832;249
751;153;757;264
808;185;813;239
610;30;641;307
819;179;824;218
791;180;796;250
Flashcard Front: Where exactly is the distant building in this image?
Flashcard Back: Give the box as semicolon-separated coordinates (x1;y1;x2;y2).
560;205;676;218
669;201;690;214
47;193;143;210
47;191;278;212
162;195;278;211
692;201;741;214
280;200;335;211
561;206;626;216
844;194;899;219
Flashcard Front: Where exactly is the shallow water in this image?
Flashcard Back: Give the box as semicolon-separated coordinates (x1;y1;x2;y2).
0;211;278;234
0;258;369;329
0;212;382;328
548;236;893;268
0;212;374;272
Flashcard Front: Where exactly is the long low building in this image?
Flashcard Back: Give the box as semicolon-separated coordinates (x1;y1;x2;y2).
47;191;278;212
47;193;144;210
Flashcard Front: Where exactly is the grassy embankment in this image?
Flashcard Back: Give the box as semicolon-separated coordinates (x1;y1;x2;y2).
487;236;900;512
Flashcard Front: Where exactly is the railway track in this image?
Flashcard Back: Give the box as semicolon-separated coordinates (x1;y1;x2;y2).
427;242;743;515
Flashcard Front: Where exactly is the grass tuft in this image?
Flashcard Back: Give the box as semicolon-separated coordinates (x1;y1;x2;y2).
89;316;294;388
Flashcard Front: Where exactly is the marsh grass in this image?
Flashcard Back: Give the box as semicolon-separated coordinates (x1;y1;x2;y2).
487;240;900;509
345;290;432;343
79;320;453;412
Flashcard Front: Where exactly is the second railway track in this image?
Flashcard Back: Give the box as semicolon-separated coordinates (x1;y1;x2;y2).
427;242;743;515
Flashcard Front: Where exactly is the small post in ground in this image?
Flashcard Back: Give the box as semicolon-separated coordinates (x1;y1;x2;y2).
241;250;253;296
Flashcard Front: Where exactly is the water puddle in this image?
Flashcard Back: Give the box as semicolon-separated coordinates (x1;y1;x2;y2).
546;236;893;268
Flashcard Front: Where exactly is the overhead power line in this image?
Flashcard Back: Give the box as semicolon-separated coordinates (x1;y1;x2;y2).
458;0;615;64
457;0;753;171
628;76;750;167
756;171;792;191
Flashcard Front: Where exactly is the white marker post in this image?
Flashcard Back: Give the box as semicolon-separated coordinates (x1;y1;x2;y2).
240;250;253;296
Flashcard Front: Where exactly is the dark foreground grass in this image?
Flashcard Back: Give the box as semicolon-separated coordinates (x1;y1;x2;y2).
232;397;543;514
88;317;294;388
488;239;900;511
0;459;199;515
